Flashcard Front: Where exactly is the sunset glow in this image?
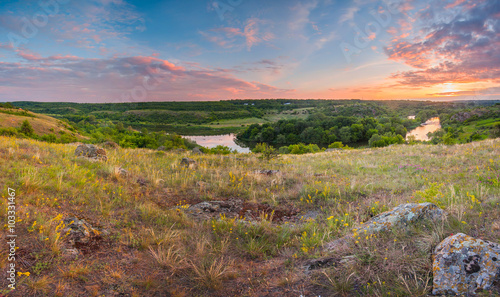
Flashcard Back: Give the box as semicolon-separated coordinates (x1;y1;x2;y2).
0;0;498;102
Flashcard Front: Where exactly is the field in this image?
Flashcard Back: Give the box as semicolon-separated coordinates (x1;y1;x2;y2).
1;136;499;296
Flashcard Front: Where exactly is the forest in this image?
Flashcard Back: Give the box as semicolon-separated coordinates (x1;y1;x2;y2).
3;100;499;152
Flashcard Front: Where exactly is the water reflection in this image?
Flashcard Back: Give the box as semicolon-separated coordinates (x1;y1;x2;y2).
406;117;441;141
183;134;250;153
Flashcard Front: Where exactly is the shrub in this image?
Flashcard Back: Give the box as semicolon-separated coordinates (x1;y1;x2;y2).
0;127;18;136
206;145;236;155
369;133;404;147
19;120;34;136
328;142;344;149
287;143;320;154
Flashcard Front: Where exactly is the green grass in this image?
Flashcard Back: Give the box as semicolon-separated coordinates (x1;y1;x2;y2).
0;136;499;296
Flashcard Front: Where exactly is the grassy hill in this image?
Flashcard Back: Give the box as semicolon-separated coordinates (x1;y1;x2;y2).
0;107;85;141
0;136;499;296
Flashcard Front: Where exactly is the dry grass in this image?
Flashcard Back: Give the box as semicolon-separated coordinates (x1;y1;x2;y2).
0;136;498;296
190;256;234;290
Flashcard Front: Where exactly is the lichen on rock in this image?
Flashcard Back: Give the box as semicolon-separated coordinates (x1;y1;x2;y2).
74;144;107;161
432;233;500;295
323;202;445;251
356;202;445;235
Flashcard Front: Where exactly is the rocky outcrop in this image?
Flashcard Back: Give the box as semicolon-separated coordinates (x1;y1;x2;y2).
355;202;445;235
74;144;107;161
450;110;488;123
324;203;445;250
432;233;500;295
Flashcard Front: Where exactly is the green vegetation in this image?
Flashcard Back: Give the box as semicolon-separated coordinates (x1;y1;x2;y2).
4;100;500;151
429;103;500;144
237;116;409;148
0;135;498;296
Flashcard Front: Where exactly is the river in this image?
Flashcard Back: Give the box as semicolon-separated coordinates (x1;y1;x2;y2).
183;134;250;153
406;117;441;141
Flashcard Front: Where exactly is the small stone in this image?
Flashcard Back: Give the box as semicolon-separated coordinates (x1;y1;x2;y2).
115;166;127;176
137;177;149;186
180;157;196;168
62;217;102;247
255;169;280;175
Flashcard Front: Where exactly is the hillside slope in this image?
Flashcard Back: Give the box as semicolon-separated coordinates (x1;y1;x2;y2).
0;137;499;296
0;107;85;140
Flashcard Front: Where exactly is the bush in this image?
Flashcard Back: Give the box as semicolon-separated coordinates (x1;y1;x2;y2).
328;142;344;149
369;133;405;148
278;146;290;154
0;127;18;137
287;143;320;154
206;145;236;155
19;120;34;136
252;143;277;160
252;143;268;153
40;134;57;143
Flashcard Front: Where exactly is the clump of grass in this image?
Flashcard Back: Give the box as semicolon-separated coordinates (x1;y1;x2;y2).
60;262;90;279
190;256;234;290
148;245;185;274
24;275;52;296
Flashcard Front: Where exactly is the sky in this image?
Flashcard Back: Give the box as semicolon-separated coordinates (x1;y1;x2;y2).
0;0;498;103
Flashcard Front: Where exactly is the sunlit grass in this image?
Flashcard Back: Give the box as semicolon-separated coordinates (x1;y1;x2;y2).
0;135;498;296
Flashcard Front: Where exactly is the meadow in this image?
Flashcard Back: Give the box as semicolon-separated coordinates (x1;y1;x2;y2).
1;135;499;296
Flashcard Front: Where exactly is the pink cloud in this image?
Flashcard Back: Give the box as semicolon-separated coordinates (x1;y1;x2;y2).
385;0;500;87
0;53;293;102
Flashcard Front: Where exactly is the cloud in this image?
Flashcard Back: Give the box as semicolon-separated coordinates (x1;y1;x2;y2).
385;0;500;87
200;18;275;51
0;53;293;102
0;42;14;50
339;6;359;24
427;86;500;97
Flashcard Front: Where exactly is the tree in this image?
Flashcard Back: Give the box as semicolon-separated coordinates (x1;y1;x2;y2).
115;122;125;132
19;120;34;136
350;124;364;142
339;126;352;144
260;127;275;142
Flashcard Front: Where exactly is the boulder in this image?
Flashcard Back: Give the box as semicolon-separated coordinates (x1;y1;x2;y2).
157;146;166;151
192;147;204;155
432;233;500;295
75;144;107;161
180;157;196;168
355;202;445;235
324;203;445;250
